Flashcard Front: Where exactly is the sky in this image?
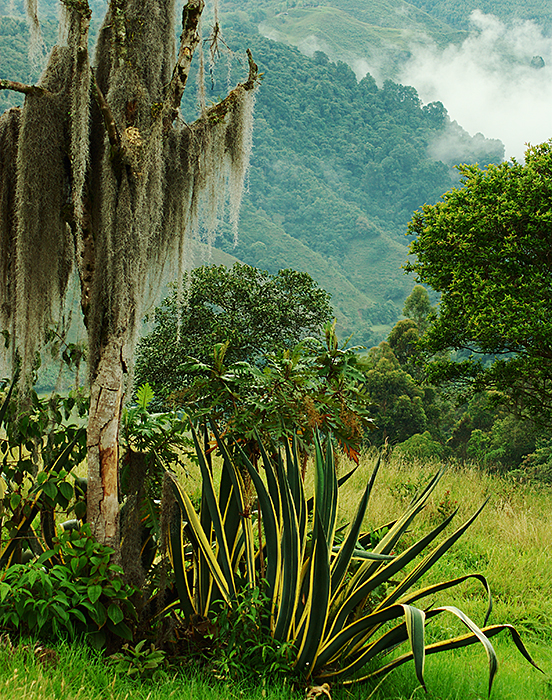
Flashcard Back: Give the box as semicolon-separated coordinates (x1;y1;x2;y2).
397;11;552;162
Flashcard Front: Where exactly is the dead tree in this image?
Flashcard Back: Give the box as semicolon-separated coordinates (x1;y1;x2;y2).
0;0;258;549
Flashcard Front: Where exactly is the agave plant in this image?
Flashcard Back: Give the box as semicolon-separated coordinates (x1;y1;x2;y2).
167;426;539;691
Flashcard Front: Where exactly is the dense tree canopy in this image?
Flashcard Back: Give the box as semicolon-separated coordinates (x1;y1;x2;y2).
135;263;333;400
406;141;552;423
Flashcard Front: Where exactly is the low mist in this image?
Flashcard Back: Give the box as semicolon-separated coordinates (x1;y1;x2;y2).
398;11;552;161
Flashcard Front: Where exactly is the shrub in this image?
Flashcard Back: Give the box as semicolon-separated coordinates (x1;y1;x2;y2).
167;426;539;690
394;431;447;462
0;525;137;645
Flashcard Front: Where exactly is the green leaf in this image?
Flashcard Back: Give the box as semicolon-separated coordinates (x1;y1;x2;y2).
108;603;124;625
59;481;73;501
88;585;102;604
136;383;155;410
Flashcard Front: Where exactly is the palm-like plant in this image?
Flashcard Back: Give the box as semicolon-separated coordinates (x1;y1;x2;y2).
167;427;539;690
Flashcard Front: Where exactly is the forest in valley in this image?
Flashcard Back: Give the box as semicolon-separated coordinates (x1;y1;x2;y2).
0;1;551;699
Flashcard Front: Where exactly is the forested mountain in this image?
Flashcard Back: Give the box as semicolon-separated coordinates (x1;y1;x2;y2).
183;31;503;343
1;2;507;343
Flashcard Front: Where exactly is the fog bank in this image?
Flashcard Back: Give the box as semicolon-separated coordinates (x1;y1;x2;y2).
398;11;552;161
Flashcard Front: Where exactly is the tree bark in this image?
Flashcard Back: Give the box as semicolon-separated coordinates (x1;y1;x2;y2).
87;337;125;551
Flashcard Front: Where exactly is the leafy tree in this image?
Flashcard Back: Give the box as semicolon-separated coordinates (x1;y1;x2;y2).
135;263;333;399
359;342;428;445
0;0;259;548
167;323;373;465
406;141;552;425
402;284;434;333
387;319;420;372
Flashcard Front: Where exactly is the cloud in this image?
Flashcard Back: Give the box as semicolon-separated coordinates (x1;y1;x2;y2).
396;11;552;161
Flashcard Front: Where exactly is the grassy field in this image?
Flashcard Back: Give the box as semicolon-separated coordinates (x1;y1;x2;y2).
1;450;550;700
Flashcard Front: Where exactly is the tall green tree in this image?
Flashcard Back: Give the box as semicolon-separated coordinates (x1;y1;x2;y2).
0;0;259;548
135;263;333;400
406;140;552;425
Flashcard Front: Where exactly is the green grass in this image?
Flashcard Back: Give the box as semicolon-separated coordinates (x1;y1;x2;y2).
1;451;550;700
0;636;548;700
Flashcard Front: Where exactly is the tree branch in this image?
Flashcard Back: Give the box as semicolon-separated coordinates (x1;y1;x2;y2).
162;0;205;125
195;48;260;127
0;79;45;96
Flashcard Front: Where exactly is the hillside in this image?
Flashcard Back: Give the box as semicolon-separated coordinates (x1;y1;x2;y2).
188;31;503;343
1;3;504;345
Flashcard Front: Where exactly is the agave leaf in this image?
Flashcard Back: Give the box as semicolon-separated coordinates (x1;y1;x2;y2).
255;431;282;522
210;425;256;588
191;429;236;598
313;434;338;549
294;517;331;677
352;616;542;692
273;454;302;642
167;474;231;605
379;500;490;617
326;511;455;642
346;469;445;594
285;437;307;543
167;514;196;618
333;547;395;562
404;604;426;689
330;454;383;598
241;447;281;608
397;573;492;626
306;462;360;517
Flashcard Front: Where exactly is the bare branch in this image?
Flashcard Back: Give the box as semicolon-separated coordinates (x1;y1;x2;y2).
244;48;260;91
162;0;205;125
0;79;45;96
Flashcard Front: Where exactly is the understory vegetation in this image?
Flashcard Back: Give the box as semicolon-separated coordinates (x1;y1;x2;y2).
0;372;547;698
0;444;550;699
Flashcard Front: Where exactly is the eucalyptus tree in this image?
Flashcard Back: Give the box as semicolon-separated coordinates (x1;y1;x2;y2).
0;0;259;548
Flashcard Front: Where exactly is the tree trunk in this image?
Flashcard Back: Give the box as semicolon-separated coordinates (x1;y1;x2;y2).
87;337;125;550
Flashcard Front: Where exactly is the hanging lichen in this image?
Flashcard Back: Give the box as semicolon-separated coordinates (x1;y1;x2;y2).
24;0;45;67
0;108;20;341
1;0;259;546
14;46;75;380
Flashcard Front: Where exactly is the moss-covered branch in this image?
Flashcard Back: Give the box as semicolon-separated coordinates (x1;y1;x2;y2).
91;71;121;151
196;48;260;127
162;0;205;125
0;79;45;96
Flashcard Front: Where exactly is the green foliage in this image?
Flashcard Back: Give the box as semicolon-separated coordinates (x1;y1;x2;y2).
402;285;435;334
135;264;333;401
0;525;136;644
167;427;537;689
359;342;430;445
394;431;448;462
407;141;552;425
208;585;295;683
109;640;168;681
166;323;373;463
0;379;88;566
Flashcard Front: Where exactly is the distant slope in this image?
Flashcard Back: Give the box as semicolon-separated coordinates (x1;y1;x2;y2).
405;0;552;31
1;5;505;345
195;31;503;343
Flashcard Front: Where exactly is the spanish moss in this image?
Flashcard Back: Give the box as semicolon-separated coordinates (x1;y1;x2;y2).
24;0;44;67
0;0;259;545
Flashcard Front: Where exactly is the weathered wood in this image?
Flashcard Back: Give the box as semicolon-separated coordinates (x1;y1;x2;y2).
0;79;45;96
87;337;124;551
